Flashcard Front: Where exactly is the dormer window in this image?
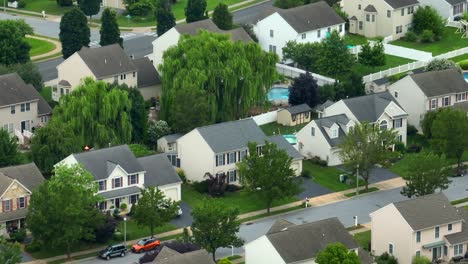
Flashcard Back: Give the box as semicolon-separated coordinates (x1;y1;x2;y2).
98;180;107;191
331;128;338;138
380;120;388;131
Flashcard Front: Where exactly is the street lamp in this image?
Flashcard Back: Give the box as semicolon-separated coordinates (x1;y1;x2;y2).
123;217;127;246
356;164;359;196
125;14;131;28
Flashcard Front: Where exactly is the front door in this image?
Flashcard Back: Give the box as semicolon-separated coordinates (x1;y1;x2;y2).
20;120;30;133
115;198;120;209
433;247;440;261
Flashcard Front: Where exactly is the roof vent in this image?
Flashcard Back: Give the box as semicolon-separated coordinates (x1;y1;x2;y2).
281;228;288;232
322;233;325;237
104;59;107;64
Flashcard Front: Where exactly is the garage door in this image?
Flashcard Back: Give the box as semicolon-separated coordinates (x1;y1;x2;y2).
163;188;178;201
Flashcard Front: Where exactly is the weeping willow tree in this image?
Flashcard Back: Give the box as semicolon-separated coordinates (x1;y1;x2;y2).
53;78;133;147
159;31;278;127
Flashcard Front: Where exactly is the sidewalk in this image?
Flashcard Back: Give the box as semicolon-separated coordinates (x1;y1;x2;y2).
2;8;61;22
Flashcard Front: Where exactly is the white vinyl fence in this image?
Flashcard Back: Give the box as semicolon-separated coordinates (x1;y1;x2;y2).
276;63;337;86
250;110;279;125
383;43;433;61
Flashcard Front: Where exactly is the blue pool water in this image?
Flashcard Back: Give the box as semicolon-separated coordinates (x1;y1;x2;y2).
283;134;297;145
464;72;468;82
268;87;289;101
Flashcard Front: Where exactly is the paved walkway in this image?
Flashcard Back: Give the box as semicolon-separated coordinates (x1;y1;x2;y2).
28;34;62;61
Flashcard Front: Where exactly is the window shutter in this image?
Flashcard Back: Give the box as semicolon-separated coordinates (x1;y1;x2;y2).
25;197;28;208
436;99;439;107
128;175;130;185
10;199;13;211
17;198;19;210
216;155;218;166
223;154;226;165
136;175;139;184
392;120;395;128
2;201;4;212
104;180;107;190
112;179;115;188
120;177;123;187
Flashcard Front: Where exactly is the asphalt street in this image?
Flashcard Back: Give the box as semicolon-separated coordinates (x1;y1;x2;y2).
232;0;273;24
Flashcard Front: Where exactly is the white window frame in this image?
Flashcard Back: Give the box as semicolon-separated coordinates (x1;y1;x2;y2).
387;10;391;18
454;244;463;256
4;200;11;211
114;178;122;188
435;226;440;238
216;154;225;166
448;223;453;231
443;96;450;106
339;24;343;32
228;170;237;182
130;194;139;204
18;197;25;209
394;118;402;128
228;152;236;164
129;174;138;185
380;120;388;130
331;128;338;138
416;231;421;242
98;180;106;191
10;105;15;114
430;99;437;109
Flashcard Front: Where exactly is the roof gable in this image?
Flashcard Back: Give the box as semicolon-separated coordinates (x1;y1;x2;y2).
312;114;350;147
138;154;182;187
341;91;400;123
283;103;312;115
409;69;468;97
384;0;419;9
0;163;45;192
0;73;41;107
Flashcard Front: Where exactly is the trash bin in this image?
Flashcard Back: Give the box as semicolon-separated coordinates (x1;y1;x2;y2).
339;174;347;183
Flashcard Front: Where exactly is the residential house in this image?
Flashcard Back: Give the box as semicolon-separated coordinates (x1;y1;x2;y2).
245;217;373;264
102;0;125;10
370;193;468;263
58;145;182;211
157;133;183;153
152;19;253;68
0;163;45;237
366;77;391;94
151;247;215;264
417;0;467;20
277;104;312;126
314;100;334;118
387;69;468;132
176;118;303;183
297;92;408;166
0;73;52;142
253;1;345;59
343;0;419;40
55;44;161;101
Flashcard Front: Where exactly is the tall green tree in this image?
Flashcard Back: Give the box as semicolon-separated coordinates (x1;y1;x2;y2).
238;141;301;213
0;62;43;91
282;41;321;71
133;187;179;238
31;123;82;176
421;110;439;138
27;164;103;259
184;0;207;22
0;20;32;66
339;122;398;190
0;129;20;167
315;243;361;264
317;30;355;79
53;78;132;148
60;8;90;59
155;5;176;36
339;71;365;98
160;31;278;125
212;3;233;30
100;8;123;47
401;152;451;198
79;0;100;20
191;199;243;261
170;85;211;133
431;108;468;169
0;237;22;264
146;120;172;149
412;6;444;38
288;71;320;108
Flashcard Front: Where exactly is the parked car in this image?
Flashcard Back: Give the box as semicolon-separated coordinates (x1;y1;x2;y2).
99;244;127;260
453;167;466;177
160;202;182;217
132;238;161;253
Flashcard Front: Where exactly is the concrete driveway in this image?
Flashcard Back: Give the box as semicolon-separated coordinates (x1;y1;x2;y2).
334;165;400;184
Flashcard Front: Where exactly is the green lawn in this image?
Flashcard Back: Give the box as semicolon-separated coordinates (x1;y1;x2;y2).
40;87;53;103
117;219;177;240
451;53;468;63
344;34;369;46
182;184;298;214
302;161;365;192
353;230;371;251
390;27;468;56
344;187;379;198
260;122;308;136
354;55;415;76
21;0;74;15
27;37;56;57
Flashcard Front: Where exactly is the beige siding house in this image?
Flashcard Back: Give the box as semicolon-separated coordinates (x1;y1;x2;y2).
0;73;52;142
277;104;312;126
370;193;468;264
176;119;303;183
157;133;183;153
343;0;419;39
387;69;468;132
0;163;45;237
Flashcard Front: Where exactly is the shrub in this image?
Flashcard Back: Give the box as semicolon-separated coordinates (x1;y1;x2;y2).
127;203;136;216
425;58;462;73
25;240;42;253
176;168;187;183
129;144;155;158
120;203;127;211
310;156;327;167
94;214;117;243
301;170;311;178
407;125;418;136
192;180;209;194
404;31;418;42
376;252;398;264
225;184;243;192
9;229;26;242
394;141;406;153
56;0;73;6
17;0;26;8
113;208;121;220
407;144;422;153
412;256;431;264
421;29;434;43
459;60;468;70
127;1;153;16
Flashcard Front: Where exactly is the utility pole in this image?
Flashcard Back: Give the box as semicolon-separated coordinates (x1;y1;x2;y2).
356;164;359;196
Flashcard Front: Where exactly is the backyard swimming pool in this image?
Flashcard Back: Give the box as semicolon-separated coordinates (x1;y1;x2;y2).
464;72;468;82
283;134;297;145
268;87;289;101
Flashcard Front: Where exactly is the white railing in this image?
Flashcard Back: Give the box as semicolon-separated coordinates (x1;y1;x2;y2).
23;130;34;138
52;92;60;102
276;63;336;86
434;47;468;60
446;20;461;28
384;43;433;61
14;129;25;145
382;35;393;43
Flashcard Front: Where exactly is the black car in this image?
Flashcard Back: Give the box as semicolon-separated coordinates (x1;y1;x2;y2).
99;244;127;260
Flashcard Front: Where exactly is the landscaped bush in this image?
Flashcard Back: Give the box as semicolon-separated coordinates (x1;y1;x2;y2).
25;240;42;253
301;170;311;178
376;252;398;264
192;180;209;194
421;29;434;43
127;1;153;16
176;168;187;183
407;125;418;136
120;203;127;211
127;203;136;216
94;214;117;243
394;141;406;153
225;184;243;192
17;0;26;8
412;256;431;264
407;144;422;153
404;31;418;42
113;208;121;220
9;229;26;242
56;0;73;6
309;156;327;167
459;60;468;70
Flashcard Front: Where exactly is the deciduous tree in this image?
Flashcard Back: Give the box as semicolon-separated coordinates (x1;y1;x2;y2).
421;110;439;138
425;58;462;73
212;3;232;30
317;30;355;79
146;120;171;149
339;122;398;190
184;0;207;22
401;152;451;198
79;0;100;20
273;0;303;9
170;85;211;133
316;243;361;264
0;20;32;65
59;9;90;59
288;71;320;108
0;129;20;167
282;41;321;71
26;164;103;259
133;187;179;237
412;6;444;39
0;237;22;264
100;8;123;47
191;199;243;261
238;141;301;213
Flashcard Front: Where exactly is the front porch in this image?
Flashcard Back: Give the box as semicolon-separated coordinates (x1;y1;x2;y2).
97;186;141;212
0;209;28;238
421;240;468;263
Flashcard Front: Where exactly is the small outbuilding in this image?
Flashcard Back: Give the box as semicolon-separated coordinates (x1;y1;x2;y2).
277;104;312;126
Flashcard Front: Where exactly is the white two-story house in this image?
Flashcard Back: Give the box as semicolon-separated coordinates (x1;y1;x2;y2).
417;0;467;21
58;145;182;211
387;69;468;132
297;92;408;166
371;193;468;264
175;118;303;183
253;1;345;60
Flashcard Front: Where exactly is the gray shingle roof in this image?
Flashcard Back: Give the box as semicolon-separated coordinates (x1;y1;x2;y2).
175;19;253;43
0;163;45;192
154;247;180;261
349;16;357;20
445;210;468;245
267;219;295;234
0;73;40;107
410;69;468;97
446;0;466;5
196;119;268;153
384;0;419;9
364;4;377;12
138;154;182;187
314;114;350;147
58;80;71;86
393;193;462;231
152;249;215;264
98;186;141;200
133;57;161;88
341;91;402;123
283;103;312;115
77;44;137;79
161;133;184;143
314;100;334;112
72;145;144;180
268;135;304;160
0;208;28;222
373;77;390;86
0;175;14;198
266;217;359;263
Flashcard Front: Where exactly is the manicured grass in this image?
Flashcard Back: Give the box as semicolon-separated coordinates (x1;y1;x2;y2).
128;144;156;158
182;184;298;214
27;37;56;57
353;230;371;251
451;197;468;205
451;53;468;62
4;8;44;17
21;0;74;15
239;205;303;223
354;55;415;76
344;187;379;198
47;252;98;264
227;255;242;261
302;161;365;192
390;27;468;56
260;122;307;136
344;34;369;46
117;219;177;240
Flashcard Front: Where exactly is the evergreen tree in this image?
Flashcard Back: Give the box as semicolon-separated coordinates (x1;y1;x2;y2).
212;3;232;30
100;8;123;47
155;4;176;36
60;8;90;59
184;0;207;23
79;0;100;20
288;71;320;108
317;30;355;79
